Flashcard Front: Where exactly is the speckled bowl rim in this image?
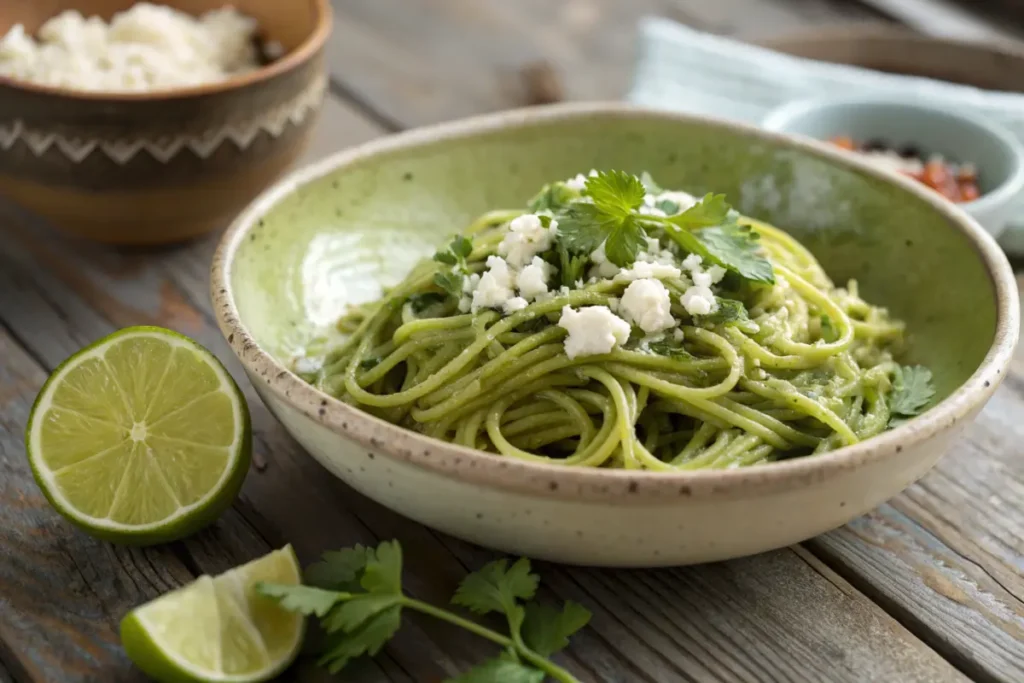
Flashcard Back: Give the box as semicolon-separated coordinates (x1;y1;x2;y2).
0;0;331;101
211;102;1019;504
760;95;1024;216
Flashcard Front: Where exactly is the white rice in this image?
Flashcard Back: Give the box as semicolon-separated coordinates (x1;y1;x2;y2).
0;3;263;92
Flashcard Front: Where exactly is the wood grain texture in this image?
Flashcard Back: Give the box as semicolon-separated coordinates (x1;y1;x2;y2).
0;89;974;681
323;0;885;128
316;4;1024;681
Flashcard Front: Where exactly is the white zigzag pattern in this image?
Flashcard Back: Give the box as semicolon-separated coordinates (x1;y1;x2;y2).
0;75;326;165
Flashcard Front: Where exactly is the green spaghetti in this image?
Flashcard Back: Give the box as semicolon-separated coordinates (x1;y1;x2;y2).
296;170;934;470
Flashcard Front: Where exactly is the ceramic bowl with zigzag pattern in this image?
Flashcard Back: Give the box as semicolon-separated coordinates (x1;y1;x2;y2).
0;0;331;245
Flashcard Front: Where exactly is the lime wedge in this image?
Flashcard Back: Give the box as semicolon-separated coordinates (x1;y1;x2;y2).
121;545;304;683
26;326;251;545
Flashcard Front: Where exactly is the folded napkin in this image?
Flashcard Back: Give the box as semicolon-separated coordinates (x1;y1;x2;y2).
629;17;1024;253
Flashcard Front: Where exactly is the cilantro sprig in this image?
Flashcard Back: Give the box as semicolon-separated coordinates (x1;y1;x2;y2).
554;171;775;284
433;236;474;297
259;541;590;682
888;365;936;426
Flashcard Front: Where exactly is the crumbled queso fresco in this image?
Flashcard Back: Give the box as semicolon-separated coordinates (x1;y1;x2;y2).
452;170;742;361
0;3;264;92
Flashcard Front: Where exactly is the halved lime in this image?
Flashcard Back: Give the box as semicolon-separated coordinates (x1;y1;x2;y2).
25;326;251;545
121;545;304;683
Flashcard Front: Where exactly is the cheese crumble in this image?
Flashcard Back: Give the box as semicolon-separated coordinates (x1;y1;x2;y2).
558;305;631;359
0;4;263;92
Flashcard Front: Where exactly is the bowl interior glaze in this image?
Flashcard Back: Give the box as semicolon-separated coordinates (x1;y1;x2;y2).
230;109;998;408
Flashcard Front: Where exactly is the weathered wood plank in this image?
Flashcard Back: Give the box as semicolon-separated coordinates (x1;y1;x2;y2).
808;385;1024;683
435;538;968;683
0;87;974;681
316;5;1024;680
323;0;885;127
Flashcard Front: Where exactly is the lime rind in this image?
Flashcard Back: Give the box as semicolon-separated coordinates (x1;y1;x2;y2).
121;546;304;683
25;326;251;545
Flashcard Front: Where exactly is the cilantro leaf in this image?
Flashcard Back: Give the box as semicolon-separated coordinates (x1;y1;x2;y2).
646;340;693;360
434;271;465;297
318;605;402;674
450;236;473;260
452;558;538;615
667;193;731;228
434;250;458;266
695;223;774;284
522;601;591;657
640;171;663;194
256;583;341;617
529;182;577;212
656;194;774;284
322;594;403;633
305;546;369;590
584;170;646;218
408;292;447;314
358;357;381;371
555;202;608;255
604;215;646;267
557;243;587;288
361;540;403;595
448;653;545;683
889;365;935;420
695;299;749;326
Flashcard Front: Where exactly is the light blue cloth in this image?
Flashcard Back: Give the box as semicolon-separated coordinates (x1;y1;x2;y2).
629;17;1024;253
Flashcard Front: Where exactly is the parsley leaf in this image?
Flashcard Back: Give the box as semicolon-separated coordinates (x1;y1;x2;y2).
695;299;749;326
529;182;577;212
255;583;341;617
452;557;538;615
640;171;663;194
585;170;646;217
522;601;592;657
433;250;458;266
889;365;935;421
448;652;545;683
434;271;465;297
305;546;369;590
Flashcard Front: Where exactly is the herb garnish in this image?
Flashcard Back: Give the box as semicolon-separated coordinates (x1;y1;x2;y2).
695;299;749;327
888;365;936;426
647;339;693;361
259;541;590;682
529;182;577;213
433;236;474;297
554;171;775;284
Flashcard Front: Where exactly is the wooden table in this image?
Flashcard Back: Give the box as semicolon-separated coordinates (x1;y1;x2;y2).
1;2;1022;681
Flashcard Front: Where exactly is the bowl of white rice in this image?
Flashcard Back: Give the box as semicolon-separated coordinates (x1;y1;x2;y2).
0;1;331;245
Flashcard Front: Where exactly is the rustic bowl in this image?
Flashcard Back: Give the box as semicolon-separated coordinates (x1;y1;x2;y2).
0;0;331;245
211;103;1018;567
761;95;1024;239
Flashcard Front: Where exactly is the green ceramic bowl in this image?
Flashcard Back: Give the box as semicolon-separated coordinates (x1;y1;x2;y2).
212;103;1018;567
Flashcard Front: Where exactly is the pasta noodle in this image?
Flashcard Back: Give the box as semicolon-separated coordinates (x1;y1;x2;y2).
296;171;923;470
